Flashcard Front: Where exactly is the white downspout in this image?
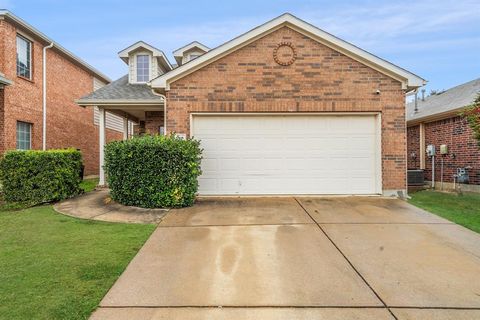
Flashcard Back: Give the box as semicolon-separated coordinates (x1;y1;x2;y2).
151;89;167;135
42;42;54;150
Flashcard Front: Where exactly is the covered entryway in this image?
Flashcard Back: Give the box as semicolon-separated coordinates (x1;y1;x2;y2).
96;104;164;185
191;114;382;195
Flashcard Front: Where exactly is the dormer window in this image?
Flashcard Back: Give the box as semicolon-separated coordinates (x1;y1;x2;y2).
173;41;210;66
136;55;149;82
118;41;172;84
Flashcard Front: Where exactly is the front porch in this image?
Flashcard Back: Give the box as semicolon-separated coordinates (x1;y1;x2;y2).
96;103;165;185
76;74;168;186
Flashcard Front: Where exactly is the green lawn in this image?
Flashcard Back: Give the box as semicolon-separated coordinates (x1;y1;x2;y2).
80;178;99;193
0;206;155;319
409;190;480;233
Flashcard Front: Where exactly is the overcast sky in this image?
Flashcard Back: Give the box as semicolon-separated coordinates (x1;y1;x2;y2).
2;0;479;92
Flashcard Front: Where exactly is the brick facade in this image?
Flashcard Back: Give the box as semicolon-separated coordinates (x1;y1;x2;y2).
407;117;480;185
0;18;122;175
164;27;407;192
145;111;164;135
407;125;420;169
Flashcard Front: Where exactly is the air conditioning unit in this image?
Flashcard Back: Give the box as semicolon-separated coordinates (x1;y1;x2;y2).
407;170;425;186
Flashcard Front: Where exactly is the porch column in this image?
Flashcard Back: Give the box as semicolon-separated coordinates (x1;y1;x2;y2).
123;116;128;140
99;107;106;186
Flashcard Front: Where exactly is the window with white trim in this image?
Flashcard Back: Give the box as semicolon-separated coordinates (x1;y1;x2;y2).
16;35;32;79
136;55;149;82
16;121;32;150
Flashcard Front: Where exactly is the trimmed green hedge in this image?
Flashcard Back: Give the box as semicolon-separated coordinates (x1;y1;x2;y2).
104;135;202;208
0;149;83;205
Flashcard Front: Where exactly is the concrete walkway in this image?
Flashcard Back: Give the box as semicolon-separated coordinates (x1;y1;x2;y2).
54;190;167;224
91;197;480;319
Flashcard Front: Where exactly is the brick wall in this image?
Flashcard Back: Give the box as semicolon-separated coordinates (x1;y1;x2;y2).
145;111;164;135
407;125;420;169
0;19;122;175
166;26;407;191
423;117;480;184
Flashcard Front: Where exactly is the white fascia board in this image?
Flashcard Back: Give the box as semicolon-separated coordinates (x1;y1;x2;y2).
0;10;111;83
118;41;173;70
76;99;164;106
173;41;210;57
0;75;13;86
151;13;426;91
407;107;466;126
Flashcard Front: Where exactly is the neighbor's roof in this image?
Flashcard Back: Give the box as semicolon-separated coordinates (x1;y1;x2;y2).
151;13;426;91
77;75;164;106
0;10;110;83
407;78;480;124
0;72;12;86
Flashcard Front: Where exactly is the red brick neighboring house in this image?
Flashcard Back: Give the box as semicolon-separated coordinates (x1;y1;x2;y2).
79;13;425;196
0;10;125;175
407;78;480;191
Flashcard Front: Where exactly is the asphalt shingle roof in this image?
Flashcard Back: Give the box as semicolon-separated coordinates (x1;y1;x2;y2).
79;75;164;102
407;78;480;122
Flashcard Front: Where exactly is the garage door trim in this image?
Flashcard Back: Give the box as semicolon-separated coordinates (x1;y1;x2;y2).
190;112;383;195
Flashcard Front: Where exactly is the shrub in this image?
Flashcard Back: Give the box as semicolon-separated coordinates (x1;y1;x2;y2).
0;149;83;205
104;135;202;208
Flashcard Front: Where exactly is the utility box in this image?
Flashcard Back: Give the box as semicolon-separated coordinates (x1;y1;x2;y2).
440;144;448;155
426;144;436;157
456;168;470;184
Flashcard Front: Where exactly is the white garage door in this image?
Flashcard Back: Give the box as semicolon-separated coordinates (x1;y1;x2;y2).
192;114;381;195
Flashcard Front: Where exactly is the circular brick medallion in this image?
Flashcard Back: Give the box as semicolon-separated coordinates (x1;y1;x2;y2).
273;42;297;66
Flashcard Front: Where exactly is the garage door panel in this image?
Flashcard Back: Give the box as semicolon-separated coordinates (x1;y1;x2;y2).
351;178;376;193
219;158;241;172
201;158;218;172
192;115;380;195
198;178;218;193
349;136;376;150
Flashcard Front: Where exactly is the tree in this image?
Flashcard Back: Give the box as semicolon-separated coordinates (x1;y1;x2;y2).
460;93;480;146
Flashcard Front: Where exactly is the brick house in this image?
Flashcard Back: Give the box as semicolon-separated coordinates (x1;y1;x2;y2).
0;10;127;175
407;78;480;191
78;13;425;196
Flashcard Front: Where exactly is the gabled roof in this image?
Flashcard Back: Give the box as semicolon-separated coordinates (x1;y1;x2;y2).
76;75;164;106
0;72;13;86
118;41;173;71
172;41;210;58
407;78;480;124
0;10;110;83
150;13;426;91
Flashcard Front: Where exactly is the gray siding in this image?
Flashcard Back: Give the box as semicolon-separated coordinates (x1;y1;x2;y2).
93;77;125;133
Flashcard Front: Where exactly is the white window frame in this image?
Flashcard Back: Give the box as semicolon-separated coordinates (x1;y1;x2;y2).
16;34;32;80
136;54;150;83
16;121;32;150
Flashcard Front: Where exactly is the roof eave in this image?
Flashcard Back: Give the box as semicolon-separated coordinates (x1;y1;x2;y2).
0;10;111;83
0;78;13;86
407;107;466;125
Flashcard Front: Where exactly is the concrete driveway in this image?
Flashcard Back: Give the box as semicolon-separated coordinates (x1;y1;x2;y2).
91;197;480;320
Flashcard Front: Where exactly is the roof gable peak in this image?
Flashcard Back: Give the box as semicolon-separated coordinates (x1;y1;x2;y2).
151;13;425;91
